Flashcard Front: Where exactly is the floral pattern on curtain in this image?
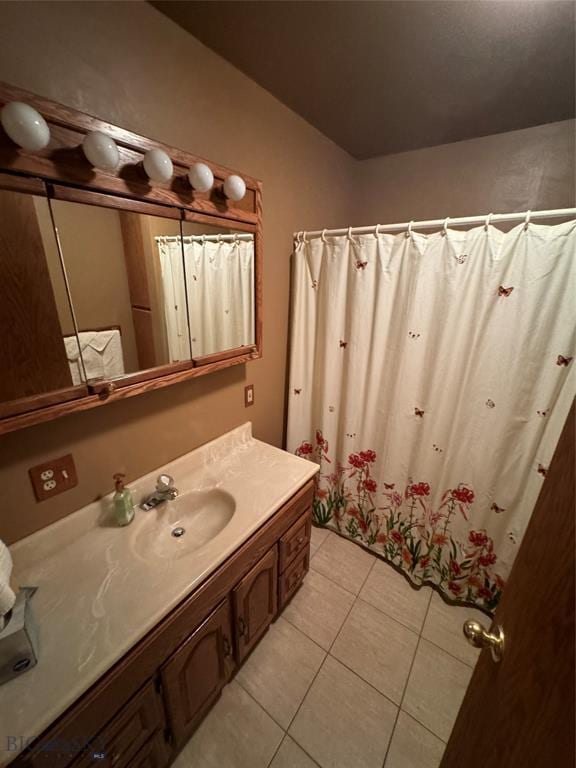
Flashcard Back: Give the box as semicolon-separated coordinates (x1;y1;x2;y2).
287;221;576;613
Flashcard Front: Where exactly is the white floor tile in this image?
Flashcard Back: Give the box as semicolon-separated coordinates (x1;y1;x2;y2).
422;593;485;667
403;640;473;742
310;525;331;555
359;560;432;633
385;711;445;768
236;617;325;728
311;533;374;595
270;736;319;768
331;599;418;704
282;569;355;650
172;680;283;768
289;656;397;768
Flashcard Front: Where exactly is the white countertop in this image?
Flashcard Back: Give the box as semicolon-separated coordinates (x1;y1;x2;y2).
0;423;318;765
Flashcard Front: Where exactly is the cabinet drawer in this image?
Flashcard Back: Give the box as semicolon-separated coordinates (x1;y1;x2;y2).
279;546;310;609
126;732;169;768
279;509;311;572
70;681;164;768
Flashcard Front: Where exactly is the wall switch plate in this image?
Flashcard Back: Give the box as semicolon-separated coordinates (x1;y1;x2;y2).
29;454;78;502
244;384;254;407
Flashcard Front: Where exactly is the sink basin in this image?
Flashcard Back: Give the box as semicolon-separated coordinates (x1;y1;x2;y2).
131;488;236;561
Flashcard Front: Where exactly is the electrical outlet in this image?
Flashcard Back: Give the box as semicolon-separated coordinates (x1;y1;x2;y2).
244;384;254;407
29;454;78;502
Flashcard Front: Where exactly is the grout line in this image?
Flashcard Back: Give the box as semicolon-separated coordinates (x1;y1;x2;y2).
282;555;377;760
381;588;435;768
397;708;448;746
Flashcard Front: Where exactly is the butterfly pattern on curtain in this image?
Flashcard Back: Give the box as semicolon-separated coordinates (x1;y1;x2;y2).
287;221;576;614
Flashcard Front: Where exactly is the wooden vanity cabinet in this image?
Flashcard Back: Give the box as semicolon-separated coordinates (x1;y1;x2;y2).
14;480;314;768
160;599;234;749
233;547;278;662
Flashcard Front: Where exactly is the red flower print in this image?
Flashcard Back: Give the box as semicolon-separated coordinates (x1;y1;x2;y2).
359;449;377;463
449;560;462;576
479;552;497;567
432;533;448;546
420;556;430;569
358;519;368;533
389;492;403;507
363;478;378;493
315;430;329;451
469;530;489;548
348;453;366;469
478;587;492;600
316;488;328;500
452;486;475;504
348;507;360;520
467;575;482;588
408;482;431;497
402;549;412;566
448;581;462;595
297;441;313;456
390;530;403;545
495;575;505;590
376;532;388;544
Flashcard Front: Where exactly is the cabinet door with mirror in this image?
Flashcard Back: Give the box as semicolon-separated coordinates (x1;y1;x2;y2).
0;179;89;419
180;216;256;363
49;192;192;388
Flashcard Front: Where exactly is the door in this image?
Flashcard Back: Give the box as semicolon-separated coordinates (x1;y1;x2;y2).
233;547;278;662
160;599;234;748
441;404;575;768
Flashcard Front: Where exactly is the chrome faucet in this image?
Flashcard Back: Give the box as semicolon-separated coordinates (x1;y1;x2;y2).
140;474;179;511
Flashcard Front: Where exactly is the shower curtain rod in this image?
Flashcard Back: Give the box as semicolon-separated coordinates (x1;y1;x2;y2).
155;233;253;243
295;207;576;240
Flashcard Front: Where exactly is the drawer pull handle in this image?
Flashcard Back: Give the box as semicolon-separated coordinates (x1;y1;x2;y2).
296;536;305;546
238;617;247;636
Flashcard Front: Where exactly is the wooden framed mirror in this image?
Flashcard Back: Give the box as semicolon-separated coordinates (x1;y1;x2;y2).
0;82;262;434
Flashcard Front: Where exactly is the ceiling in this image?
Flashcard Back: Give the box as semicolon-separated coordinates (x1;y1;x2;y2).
153;1;576;160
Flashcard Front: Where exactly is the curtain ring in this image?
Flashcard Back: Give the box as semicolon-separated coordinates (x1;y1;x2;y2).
217;233;222;243
374;224;381;238
484;212;493;232
321;229;327;243
201;235;206;245
405;220;414;239
442;217;449;236
347;226;353;241
524;210;531;231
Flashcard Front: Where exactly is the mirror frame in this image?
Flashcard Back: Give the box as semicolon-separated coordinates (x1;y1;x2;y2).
0;81;262;435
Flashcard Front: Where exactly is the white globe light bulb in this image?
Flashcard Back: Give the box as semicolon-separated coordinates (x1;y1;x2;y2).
143;148;173;183
82;131;120;171
223;174;246;202
188;162;214;193
0;101;50;151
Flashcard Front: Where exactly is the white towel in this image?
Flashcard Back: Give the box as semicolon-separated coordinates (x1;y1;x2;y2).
0;539;16;631
64;330;125;385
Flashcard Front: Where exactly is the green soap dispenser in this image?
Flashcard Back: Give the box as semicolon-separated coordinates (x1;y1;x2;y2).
113;473;135;527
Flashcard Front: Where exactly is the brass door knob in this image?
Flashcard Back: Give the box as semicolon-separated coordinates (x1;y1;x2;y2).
463;620;505;662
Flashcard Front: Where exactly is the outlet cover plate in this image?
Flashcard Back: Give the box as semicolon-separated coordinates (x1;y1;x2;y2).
29;454;78;502
244;384;254;407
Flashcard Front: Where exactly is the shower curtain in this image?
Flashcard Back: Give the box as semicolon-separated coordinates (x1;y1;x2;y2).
182;238;255;357
287;221;576;612
157;240;190;363
157;238;255;359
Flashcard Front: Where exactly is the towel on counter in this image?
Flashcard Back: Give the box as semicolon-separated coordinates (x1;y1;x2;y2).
0;539;16;631
64;329;125;385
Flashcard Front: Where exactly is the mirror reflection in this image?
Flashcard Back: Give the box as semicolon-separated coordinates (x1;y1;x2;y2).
0;188;80;408
179;220;255;358
49;199;191;382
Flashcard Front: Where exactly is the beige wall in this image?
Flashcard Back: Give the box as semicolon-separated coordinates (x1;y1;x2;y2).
356;120;575;225
0;2;573;544
0;1;356;543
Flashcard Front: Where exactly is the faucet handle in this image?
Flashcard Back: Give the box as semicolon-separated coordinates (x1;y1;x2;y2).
156;474;175;492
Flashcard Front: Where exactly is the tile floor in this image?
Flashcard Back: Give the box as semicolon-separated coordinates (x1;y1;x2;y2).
174;527;487;768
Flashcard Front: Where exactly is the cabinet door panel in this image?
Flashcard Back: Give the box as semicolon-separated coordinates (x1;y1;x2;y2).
233;547;278;662
160;599;234;748
127;732;169;768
